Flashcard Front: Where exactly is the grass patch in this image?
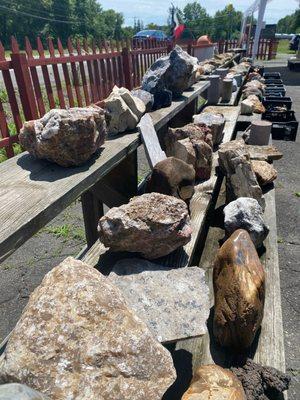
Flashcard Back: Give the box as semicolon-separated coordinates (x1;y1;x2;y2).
43;224;85;242
295;192;300;197
0;87;8;103
277;39;295;54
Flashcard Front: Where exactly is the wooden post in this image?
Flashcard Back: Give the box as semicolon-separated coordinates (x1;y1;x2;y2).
10;52;38;120
81;191;104;248
122;45;133;90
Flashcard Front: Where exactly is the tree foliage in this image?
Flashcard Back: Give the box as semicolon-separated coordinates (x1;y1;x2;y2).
277;10;300;34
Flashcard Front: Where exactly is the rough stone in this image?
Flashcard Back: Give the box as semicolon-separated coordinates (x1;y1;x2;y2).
247;95;266;114
241;98;254;115
109;258;210;343
242;87;263;100
146;157;195;202
193;112;225;145
231;359;291;400
0;384;49;399
142;45;198;107
19;106;106;167
0;257;176;400
103;86;145;134
213;229;265;350
246;144;283;162
224;197;269;248
182;365;246;400
165;124;213;180
131;89;154;112
251;160;278;186
98;193;192;259
218;139;264;209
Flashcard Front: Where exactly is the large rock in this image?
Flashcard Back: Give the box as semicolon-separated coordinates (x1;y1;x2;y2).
0;384;49;399
109;258;210;343
213;229;265;350
231;359;290;400
224;197;269;248
0;257;176;400
103;86;145;134
251;160;277;186
19;106;106;167
218;139;264;209
142;45;198;108
146;157;195;202
98;193;192;259
193;112;225;145
131;89;154;112
246;144;283;162
165;124;213;180
182;364;246;400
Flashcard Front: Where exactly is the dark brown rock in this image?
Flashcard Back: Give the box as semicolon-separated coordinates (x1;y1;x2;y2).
213;229;265;350
146;157;195;202
19;106;106;167
231;359;290;400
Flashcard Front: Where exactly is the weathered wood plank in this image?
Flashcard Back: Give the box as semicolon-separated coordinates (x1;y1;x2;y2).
138;114;166;169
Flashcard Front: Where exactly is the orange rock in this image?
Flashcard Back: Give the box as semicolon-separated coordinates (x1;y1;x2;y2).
213;229;265;350
182;364;246;400
251;160;277;186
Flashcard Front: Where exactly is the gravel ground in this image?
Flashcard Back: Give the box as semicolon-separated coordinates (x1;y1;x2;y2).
0;54;299;399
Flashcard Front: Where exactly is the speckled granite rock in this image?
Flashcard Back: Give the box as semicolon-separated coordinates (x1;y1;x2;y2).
142;45;198;108
0;384;49;399
19;106;106;167
182;365;246;400
251;160;277;186
0;257;176;400
218;139;264;209
193;112;225;145
231;359;290;400
146;157;195;202
224;197;269;248
165;124;213;180
103;86;145;134
98;193;192;259
109;258;210;343
213;229;265;350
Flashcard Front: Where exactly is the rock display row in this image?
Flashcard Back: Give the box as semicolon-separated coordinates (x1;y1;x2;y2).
142;45;198;109
0;257;176;400
218;139;265;209
213;229;265;350
19;106;107;167
165;123;213;180
224;197;269;248
98;192;192;259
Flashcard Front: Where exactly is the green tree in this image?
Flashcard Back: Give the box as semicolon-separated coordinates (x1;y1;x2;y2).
212;4;243;40
51;0;72;42
183;2;212;38
278;10;300;34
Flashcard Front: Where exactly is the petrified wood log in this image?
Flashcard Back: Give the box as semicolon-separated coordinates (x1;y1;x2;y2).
182;364;246;400
251;160;277;187
146;157;195;202
213;229;265;350
193;112;225;145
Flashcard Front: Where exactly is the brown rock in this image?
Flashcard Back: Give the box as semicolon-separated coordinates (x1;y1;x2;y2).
247;95;266;114
146;157;195;202
213;229;265;349
0;257;176;400
251;160;277;186
165;124;213;180
218;139;264;209
182;364;246;400
98;192;192;259
19;106;106;167
193;112;225;145
246;144;283;162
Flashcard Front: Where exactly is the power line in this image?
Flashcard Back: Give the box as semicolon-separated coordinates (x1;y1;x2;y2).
0;5;76;24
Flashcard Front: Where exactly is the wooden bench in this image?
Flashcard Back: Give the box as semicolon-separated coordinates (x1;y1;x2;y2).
0;80;209;263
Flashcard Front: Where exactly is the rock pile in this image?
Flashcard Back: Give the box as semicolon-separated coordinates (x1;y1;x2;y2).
165;123;213;180
103;86;145;134
182;364;246;400
213;229;265;350
98;193;192;259
19;106;107;167
0;257;176;400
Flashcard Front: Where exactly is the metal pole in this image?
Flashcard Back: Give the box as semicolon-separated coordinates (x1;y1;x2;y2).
252;0;268;60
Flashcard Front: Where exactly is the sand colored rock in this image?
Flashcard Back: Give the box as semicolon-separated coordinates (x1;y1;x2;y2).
0;257;176;400
193;112;225;145
251;160;277;186
19;106;106;167
182;364;246;400
213;229;265;350
98;193;192;259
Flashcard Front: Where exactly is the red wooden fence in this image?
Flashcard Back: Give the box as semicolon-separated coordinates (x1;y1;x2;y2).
0;36;277;159
217;38;278;60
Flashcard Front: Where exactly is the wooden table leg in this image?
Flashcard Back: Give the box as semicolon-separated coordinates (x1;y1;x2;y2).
81;190;104;248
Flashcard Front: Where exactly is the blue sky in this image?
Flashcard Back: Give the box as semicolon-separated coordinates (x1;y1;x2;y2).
99;0;299;26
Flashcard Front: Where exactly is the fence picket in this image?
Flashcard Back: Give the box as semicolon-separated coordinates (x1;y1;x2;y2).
76;40;90;105
67;38;83;107
83;39;97;103
47;37;66;109
57;38;75;107
36;37;56;110
91;40;102;101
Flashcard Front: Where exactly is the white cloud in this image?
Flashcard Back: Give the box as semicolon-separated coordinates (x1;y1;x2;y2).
99;0;299;26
